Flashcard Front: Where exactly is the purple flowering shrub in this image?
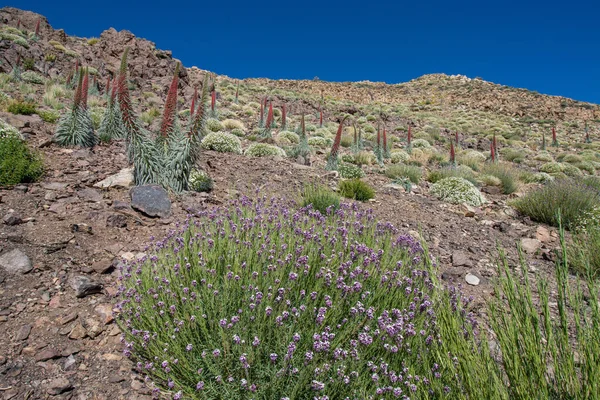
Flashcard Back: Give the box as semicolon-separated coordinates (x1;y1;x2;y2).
116;197;478;399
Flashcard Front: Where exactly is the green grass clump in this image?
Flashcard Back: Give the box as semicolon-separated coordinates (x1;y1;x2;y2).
427;166;477;185
21;71;44;85
205;118;224;132
0;136;43;186
511;179;600;230
481;162;519;194
353;151;373;166
390;150;410;164
540;162;564;174
277;130;299;144
385;164;422;184
7;100;37;115
38;110;60;123
430;177;485;206
307;136;330;148
411;138;432;148
0;31;29;48
222;119;245;130
244;143;286;157
337;162;365;179
338;178;375;201
300;183;340;214
188;169;214;192
200;132;242;154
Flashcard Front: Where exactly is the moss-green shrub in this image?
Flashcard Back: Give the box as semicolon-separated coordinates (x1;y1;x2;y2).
385;164;422;184
222;119;245;130
338;162;365;179
390;150;410;164
412;138;432;148
534;152;554;162
277;130;299;144
574;161;596;175
7;100;37;115
511;179;600;229
188;169;213;192
562;163;583;177
200;132;242;154
230;128;244;137
0;118;21;139
205;118;224;132
430;177;485;206
307;136;330;148
38;110;60;123
0;31;29;48
245;143;286;157
313;128;331;138
339;179;375;201
300;183;340;214
0;136;43;186
21;71;44;85
353;151;373;166
427;166;478;185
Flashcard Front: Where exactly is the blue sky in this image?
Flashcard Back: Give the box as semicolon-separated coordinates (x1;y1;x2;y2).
7;0;600;103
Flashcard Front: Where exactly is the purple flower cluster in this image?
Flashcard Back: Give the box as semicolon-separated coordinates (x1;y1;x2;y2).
116;196;471;399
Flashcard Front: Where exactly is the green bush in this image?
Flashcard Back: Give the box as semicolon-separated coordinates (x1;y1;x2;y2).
511;179;600;230
427;166;478;185
307;136;329;147
412;138;431;148
205;118;224;132
244;143;286;157
200;132;242;154
7;100;37;115
21;71;44;85
300;183;340;214
0;118;21;139
337;162;365;179
188;169;213;192
0;136;43;186
38;110;60;123
277;130;299;144
430;177;485;206
385;164;422;184
390;150;410;164
338;178;375;201
481;163;519;194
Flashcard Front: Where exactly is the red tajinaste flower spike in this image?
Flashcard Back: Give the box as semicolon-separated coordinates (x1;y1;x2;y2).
16;19;21;29
73;70;84;110
455;131;459;144
490;142;496;162
117;49;137;135
263;97;268;109
75;59;79;73
160;62;180;137
301;113;306;136
383;127;388;154
450;142;455;164
329;117;348;159
190;86;197;117
281;104;286;128
265;102;274;129
110;78;118;102
377;125;381;148
407;125;412;146
35;18;41;36
81;68;89;109
492;134;497;154
210;89;216;112
319;105;323;127
105;76;111;96
552;127;558;145
16;53;21;65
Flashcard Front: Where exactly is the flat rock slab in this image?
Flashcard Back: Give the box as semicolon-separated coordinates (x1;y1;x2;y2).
521;238;541;254
77;187;103;202
452;250;473;268
94;168;134;189
130;185;171;218
70;276;103;298
0;248;33;274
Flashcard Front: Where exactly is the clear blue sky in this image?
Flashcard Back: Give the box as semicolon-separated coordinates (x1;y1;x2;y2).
7;0;600;104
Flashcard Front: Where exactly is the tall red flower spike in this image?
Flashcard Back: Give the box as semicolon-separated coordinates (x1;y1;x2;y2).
319;105;323;128
117;47;137;134
265;102;274;129
16;19;21;29
259;102;264;125
407;125;412;146
190;86;198;117
450;142;455;164
110;78;118;103
16;53;21;65
383;127;388;153
552;127;557;145
492;134;497;155
210;89;216;112
81;68;89;109
35;18;41;36
330;117;348;159
490;142;496;162
376;125;381;148
455;131;459;144
73;70;84;110
75;59;79;74
160;62;180;137
281;104;287;128
105;76;111;96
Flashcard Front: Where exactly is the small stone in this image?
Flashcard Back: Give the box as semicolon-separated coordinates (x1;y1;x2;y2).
95;304;114;324
102;353;123;361
85;318;104;338
536;226;551;243
94;168;134;189
70;276;103;298
452;251;473;267
36;348;59;362
46;377;72;395
15;324;32;341
59;312;78;325
64;354;77;370
3;212;23;226
465;273;481;286
112;200;130;210
106;213;127;228
91;259;114;274
109;374;126;383
521;238;542;254
130;185;172;218
68;323;87;340
0;249;33;274
41;182;68;191
77;188;103;202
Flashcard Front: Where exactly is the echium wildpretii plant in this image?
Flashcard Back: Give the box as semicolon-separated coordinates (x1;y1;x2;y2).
53;67;96;148
116;196;483;399
374;124;384;166
97;77;126;143
585;121;591;143
66;60;80;89
281;103;287;131
260;101;275;138
234;80;239;104
406;125;412;154
10;54;21;82
351;120;363;153
383;126;390;159
209;80;218;119
449;142;456;166
290;113;311;164
326;117;347;171
32;18;41;41
552;127;558;147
